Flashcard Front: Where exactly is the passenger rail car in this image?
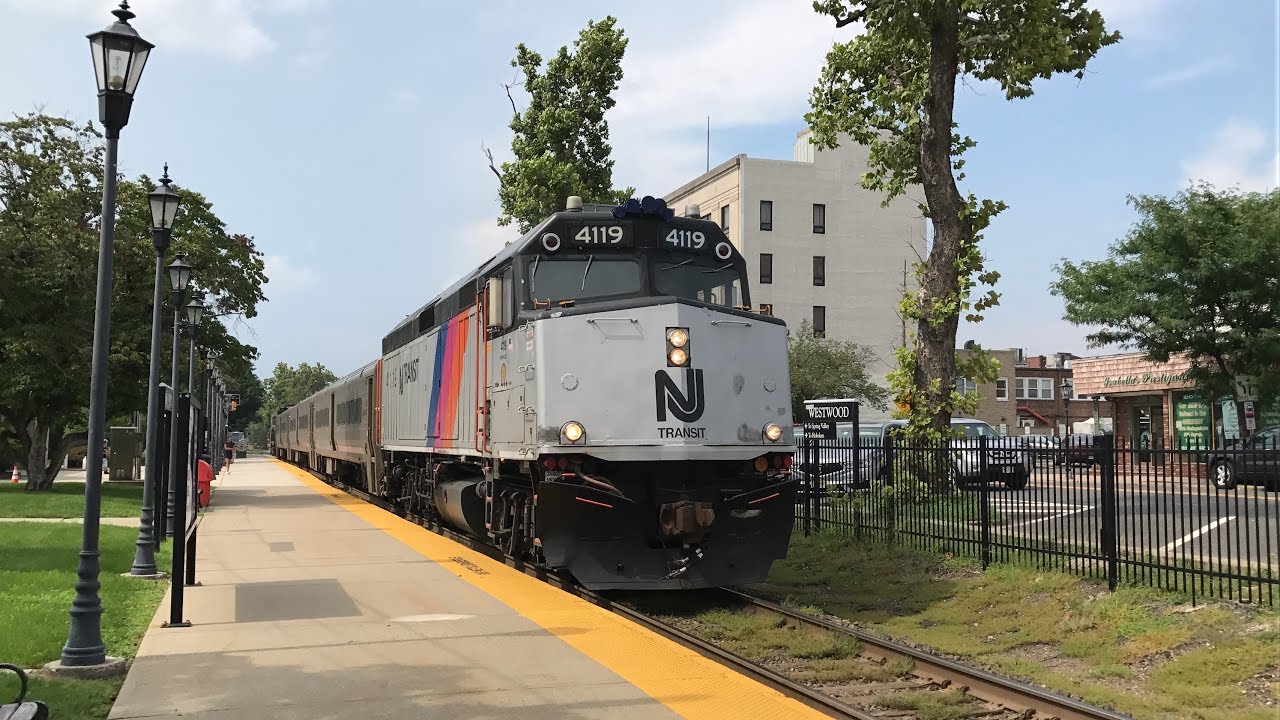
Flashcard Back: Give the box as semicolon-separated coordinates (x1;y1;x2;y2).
272;196;798;590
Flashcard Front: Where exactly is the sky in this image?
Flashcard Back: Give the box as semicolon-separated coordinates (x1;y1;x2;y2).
3;0;1277;381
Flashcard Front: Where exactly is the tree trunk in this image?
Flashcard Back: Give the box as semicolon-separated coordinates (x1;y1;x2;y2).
916;4;969;438
13;413;85;491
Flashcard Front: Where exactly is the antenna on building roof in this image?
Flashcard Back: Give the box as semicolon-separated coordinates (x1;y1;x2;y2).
706;115;710;172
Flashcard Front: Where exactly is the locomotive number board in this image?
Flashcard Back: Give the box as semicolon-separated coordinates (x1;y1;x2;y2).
565;221;634;247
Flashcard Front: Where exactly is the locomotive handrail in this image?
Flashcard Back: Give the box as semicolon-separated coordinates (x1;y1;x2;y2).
585;317;638;324
710;319;752;327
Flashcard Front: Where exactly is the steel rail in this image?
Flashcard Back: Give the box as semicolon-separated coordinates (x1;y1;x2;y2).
305;466;1128;720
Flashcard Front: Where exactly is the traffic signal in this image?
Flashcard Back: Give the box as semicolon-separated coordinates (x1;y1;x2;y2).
230;399;238;412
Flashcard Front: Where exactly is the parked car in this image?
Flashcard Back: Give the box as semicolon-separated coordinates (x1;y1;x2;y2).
1021;434;1060;465
868;418;1033;490
1205;425;1279;491
1058;433;1097;467
792;423;879;494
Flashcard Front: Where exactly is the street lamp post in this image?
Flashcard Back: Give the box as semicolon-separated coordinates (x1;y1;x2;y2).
130;165;180;577
164;255;192;535
57;0;154;672
1061;378;1073;440
185;300;204;493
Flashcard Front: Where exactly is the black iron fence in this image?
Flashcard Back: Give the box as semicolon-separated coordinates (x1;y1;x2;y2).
795;433;1279;606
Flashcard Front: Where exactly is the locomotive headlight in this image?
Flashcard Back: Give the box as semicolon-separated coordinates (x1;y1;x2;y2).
763;423;783;442
666;326;690;367
561;421;585;443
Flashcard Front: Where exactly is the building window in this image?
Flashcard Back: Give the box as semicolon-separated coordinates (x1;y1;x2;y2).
812;203;826;233
759;200;772;231
759;253;772;284
812;255;825;286
720;204;730;233
1015;377;1055;400
996;378;1008;401
956;377;977;396
812;305;826;336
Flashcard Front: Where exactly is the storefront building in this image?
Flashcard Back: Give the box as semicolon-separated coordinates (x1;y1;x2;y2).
1073;353;1279;455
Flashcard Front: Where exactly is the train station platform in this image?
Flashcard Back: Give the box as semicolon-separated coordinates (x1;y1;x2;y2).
108;456;827;720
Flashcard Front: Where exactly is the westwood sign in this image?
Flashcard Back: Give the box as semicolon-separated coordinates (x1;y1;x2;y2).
802;400;858;422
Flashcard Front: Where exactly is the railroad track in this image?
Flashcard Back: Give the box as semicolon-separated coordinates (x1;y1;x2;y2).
308;468;1130;720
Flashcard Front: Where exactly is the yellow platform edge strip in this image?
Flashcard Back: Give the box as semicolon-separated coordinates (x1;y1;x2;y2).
274;459;829;720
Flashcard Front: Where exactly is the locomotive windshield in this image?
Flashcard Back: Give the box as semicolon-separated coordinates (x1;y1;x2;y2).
527;255;642;306
653;255;745;308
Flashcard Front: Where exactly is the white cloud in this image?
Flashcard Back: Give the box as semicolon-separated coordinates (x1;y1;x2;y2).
262;254;317;295
605;0;847;195
1181;119;1279;193
1145;57;1232;88
1;0;321;60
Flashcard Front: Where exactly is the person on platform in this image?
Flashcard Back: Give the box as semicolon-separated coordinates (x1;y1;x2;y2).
223;436;236;471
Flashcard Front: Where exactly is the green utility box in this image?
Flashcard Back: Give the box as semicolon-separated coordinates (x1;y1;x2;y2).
108;426;141;482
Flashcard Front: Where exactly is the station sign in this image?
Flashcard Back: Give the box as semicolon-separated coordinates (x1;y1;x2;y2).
802;421;836;440
801;399;857;423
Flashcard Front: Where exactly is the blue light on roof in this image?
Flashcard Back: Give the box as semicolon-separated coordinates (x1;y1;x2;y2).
612;195;675;220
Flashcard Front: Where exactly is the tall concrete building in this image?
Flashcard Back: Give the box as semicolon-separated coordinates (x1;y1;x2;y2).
664;129;925;420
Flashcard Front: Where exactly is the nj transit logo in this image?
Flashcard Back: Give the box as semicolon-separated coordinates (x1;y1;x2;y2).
654;369;706;423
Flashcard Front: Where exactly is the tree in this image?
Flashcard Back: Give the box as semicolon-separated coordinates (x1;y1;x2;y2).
789;320;891;412
1051;184;1280;436
0;112;267;490
806;1;1119;440
254;361;339;437
485;16;635;232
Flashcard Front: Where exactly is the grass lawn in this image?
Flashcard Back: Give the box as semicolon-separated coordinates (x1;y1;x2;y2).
751;531;1280;720
0;482;144;518
0;522;170;719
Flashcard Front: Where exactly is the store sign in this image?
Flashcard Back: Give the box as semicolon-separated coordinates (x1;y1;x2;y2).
1173;394;1211;449
1102;370;1191;388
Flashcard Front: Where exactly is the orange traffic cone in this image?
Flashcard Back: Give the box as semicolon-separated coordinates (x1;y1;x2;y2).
9;465;19;483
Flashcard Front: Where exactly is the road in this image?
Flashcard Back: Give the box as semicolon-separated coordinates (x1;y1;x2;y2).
802;462;1279;586
986;467;1278;576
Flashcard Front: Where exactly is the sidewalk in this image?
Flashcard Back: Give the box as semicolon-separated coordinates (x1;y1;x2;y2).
106;457;826;720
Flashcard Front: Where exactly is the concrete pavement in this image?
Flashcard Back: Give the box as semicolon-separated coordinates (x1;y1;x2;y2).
108;456;828;720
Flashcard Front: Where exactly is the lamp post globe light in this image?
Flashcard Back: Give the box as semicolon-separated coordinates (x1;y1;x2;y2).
54;1;153;674
130;165;181;578
165;254;192;537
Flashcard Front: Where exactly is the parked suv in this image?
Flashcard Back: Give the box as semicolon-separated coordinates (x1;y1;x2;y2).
1205;425;1279;491
865;418;1033;490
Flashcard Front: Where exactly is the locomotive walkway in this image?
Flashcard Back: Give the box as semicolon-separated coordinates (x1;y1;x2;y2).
107;456;828;719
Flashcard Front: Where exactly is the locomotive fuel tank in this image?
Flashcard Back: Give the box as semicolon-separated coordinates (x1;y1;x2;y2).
433;479;488;537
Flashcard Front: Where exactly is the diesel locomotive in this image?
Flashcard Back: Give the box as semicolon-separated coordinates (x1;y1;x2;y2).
271;196;799;589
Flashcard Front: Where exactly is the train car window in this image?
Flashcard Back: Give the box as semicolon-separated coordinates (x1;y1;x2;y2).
653;257;745;308
527;256;641;306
